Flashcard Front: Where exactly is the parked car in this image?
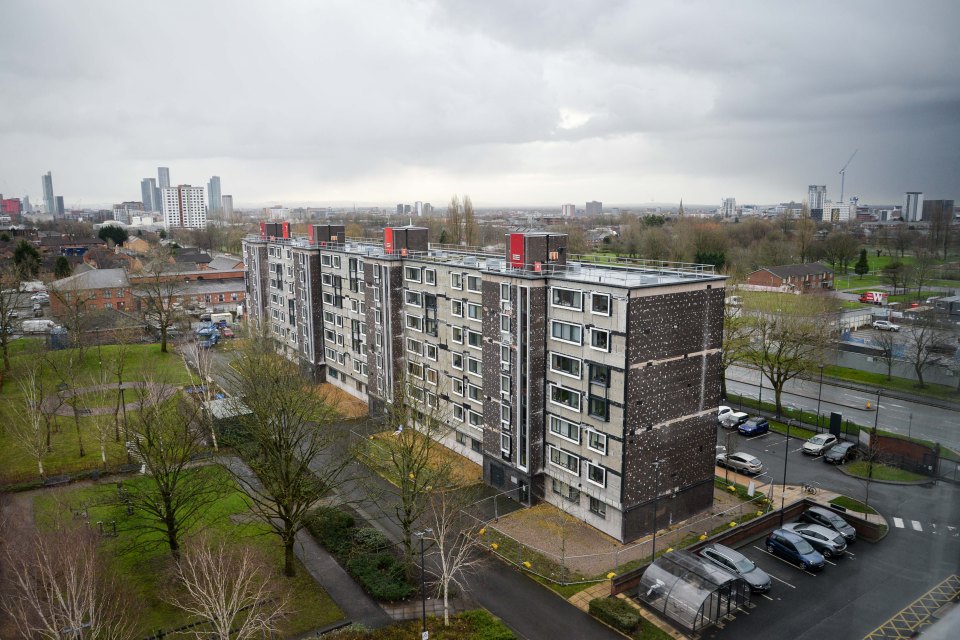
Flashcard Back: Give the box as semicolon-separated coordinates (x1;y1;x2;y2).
220;327;235;338
699;543;772;593
718;405;733;423
824;441;857;465
716;452;764;475
765;529;825;571
803;433;839;456
784;522;848;558
10;310;19;319
738;418;769;437
800;506;857;543
720;411;749;428
33;306;44;317
872;320;900;332
31;293;49;304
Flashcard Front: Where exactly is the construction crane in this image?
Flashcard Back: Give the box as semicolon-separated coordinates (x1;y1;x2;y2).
838;149;858;203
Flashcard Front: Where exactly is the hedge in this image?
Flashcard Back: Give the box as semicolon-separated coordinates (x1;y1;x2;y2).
589;597;640;633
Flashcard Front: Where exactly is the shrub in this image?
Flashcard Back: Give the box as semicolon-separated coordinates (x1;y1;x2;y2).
346;552;414;601
353;527;390;553
458;609;516;640
589;597;640;633
307;507;356;554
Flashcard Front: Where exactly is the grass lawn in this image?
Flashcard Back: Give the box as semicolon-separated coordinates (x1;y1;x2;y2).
32;464;342;636
845;461;928;483
327;609;515;639
0;343;199;485
829;495;878;515
822;365;959;402
364;430;483;488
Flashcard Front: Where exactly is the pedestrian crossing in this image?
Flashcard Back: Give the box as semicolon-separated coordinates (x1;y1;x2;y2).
890;517;958;536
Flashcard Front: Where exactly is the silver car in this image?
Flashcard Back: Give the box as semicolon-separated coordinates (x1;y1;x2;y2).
803;434;839;456
784;522;847;558
716;452;763;475
699;543;772;592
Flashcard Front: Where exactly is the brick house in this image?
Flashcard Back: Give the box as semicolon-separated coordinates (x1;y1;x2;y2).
49;268;135;316
745;263;834;292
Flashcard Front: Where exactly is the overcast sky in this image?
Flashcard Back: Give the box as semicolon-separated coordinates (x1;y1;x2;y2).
1;0;957;209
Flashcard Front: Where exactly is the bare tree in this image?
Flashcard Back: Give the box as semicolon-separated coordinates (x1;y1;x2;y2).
126;383;226;556
882;260;910;296
225;338;349;577
903;313;947;388
132;246;187;353
180;338;220;451
872;329;900;381
425;489;485;626
49;273;98;353
0;263;27;387
165;535;289;640
2;525;135;640
445;195;462;245
9;362;48;478
46;349;87;458
794;218;817;264
720;293;753;399
911;243;936;297
462;195;479;247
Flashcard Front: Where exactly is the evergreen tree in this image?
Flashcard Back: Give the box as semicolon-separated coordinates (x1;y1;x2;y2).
98;225;129;246
854;249;870;279
13;240;40;278
53;256;72;279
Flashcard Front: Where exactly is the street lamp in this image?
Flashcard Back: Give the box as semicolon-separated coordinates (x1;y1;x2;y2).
816;364;825;430
779;415;792;527
416;528;433;638
651;459;666;561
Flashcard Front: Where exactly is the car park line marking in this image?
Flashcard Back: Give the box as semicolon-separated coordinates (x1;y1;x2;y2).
750;547;797;587
893;517;904;528
912;520;923;532
760;593;774;601
823;558;837;566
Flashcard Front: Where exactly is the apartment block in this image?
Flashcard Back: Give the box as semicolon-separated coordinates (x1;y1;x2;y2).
243;224;725;541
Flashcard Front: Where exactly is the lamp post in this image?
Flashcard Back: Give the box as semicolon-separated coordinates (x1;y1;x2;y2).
908;412;913;440
779;416;791;527
816;364;825;430
416;528;433;638
651;459;666;562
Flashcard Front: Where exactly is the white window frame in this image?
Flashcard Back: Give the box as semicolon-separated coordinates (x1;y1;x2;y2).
406;338;423;356
451;300;463;317
587;430;608;455
585;462;606;488
549;352;582;379
452;379;464;396
450;273;463;290
500;283;510;300
451;326;463;343
466;275;481;292
467;410;483;429
424;269;436;285
547;445;580;476
405;266;421;283
551;287;583;311
549;415;581;444
466;330;482;350
467;383;483;404
550;320;582;346
549;383;581;412
466;356;482;377
466;302;482;322
405;290;422;307
591;293;611;316
407;361;424;380
405;314;423;332
451;353;463;370
453;404;465;422
426;344;438;361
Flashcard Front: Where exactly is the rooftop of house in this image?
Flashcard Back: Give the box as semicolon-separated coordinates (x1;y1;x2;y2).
754;263;834;279
49;267;130;291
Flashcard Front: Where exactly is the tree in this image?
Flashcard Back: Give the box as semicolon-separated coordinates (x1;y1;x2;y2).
890;224;917;258
445;195;462;245
903;313;948;388
13;240;40;278
132;246;187;353
853;249;870;279
0;264;26;386
180;338;221;452
164;536;289;640
2;525;135;640
911;244;936;297
748;294;832;415
462;195;479;247
425;489;485;626
54;255;72;279
882;261;910;296
50;273;98;351
794;217;816;264
225;338;349;577
820;231;859;274
719;295;754;399
8;362;48;478
126;384;225;556
99;225;129;246
872;329;900;381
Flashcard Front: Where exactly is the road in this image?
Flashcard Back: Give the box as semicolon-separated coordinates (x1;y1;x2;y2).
726;365;960;451
712;425;960;640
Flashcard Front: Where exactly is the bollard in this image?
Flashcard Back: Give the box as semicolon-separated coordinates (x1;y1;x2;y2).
97;521;104;535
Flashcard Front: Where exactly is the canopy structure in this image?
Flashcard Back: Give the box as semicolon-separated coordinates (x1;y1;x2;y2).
636;550;750;633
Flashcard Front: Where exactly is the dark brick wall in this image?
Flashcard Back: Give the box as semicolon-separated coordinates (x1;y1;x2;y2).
625;352;722;426
625;288;723;365
386;264;405;397
526;285;547;475
481;280;503;457
363;262;379;400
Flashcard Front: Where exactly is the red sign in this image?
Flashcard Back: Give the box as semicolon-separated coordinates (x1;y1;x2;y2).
307;225;315;242
259;221;266;237
508;233;525;268
281;222;290;239
384;228;395;254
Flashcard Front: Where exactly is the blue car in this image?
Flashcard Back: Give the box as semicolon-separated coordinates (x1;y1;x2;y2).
738;418;769;437
765;528;825;571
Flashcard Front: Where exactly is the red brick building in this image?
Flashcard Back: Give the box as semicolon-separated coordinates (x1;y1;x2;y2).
745;263;834;292
49;268;135;316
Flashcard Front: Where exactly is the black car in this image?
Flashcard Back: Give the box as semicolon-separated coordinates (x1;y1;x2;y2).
824;442;857;465
800;506;857;543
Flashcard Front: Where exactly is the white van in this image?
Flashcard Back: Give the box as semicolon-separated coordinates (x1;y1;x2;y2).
210;312;233;325
21;319;58;333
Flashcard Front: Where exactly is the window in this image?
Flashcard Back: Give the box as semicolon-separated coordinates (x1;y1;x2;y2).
467;303;482;321
466;275;481;292
551;320;582;345
500;374;511;394
424;269;436;285
552;478;580;503
456;431;468;446
551;287;582;310
587;430;607;455
467;384;482;403
466;357;482;376
586;462;606;487
335;315;344;327
467;410;483;428
590;328;610;352
589;497;606;518
405;315;423;332
426;368;438;385
407;361;424;380
333;256;341;268
500;345;510;363
451;326;463;343
407;338;423;356
588;396;610;421
589;364;611;387
426;344;438;361
450;273;462;289
548;445;580;475
500;314;510;332
500;433;511;454
322;273;333;285
500;283;510;300
321;254;332;267
453;405;464;422
549;415;580;443
405;267;421;283
500;404;510;424
549;384;581;411
466;330;482;349
471;438;482;453
452;379;464;396
451;300;463;317
550;353;581;379
405;290;422;307
451;353;463;370
591;293;611;315
323;311;334;325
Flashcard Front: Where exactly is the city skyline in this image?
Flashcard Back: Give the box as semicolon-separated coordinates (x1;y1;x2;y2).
1;1;957;208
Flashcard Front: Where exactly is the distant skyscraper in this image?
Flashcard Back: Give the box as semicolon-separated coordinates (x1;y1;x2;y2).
396;204;403;215
807;185;826;219
222;194;234;216
141;178;158;211
586;200;602;216
721;197;736;218
903;192;923;222
207;176;222;214
41;171;55;215
161;185;206;229
415;201;423;217
922;199;954;223
158;167;170;189
22;196;32;213
55;196;65;217
561;203;575;217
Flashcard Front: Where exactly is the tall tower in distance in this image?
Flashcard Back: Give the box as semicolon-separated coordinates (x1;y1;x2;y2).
161;185;207;229
721;197;736;218
586;200;602;216
41;171;55;216
807;185;826;220
141;178;158;211
207;176;222;214
560;203;576;217
158;167;170;189
903;192;923;222
222;195;234;217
